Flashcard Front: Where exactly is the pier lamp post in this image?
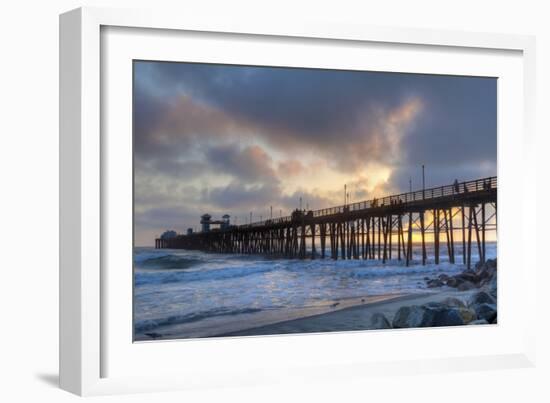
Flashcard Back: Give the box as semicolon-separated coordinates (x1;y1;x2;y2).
344;184;347;206
422;164;425;199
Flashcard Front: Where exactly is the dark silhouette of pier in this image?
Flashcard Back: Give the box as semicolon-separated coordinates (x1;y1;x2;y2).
155;177;497;269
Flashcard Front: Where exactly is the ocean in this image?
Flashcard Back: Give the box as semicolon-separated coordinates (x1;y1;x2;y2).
134;242;496;340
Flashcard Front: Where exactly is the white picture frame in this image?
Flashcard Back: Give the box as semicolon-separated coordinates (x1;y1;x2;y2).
60;6;537;396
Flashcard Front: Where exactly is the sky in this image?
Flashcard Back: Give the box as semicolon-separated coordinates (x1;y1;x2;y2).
133;61;496;246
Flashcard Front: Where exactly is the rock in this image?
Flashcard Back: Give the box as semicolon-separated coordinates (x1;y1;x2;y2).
457;280;477;291
424;259;497;292
425;305;466;327
446;277;459;288
469;291;496;307
422;302;469;327
441;297;466;308
479;266;496;282
392;305;429;328
393;302;474;328
469;319;489;325
472;303;497;322
456;308;477;323
475;259;497;281
487;275;497;299
456;270;479;284
369;312;392;329
427;279;444;288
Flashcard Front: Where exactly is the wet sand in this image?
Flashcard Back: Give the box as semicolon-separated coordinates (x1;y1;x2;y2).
136;289;478;341
135;293;407;341
215;289;478;337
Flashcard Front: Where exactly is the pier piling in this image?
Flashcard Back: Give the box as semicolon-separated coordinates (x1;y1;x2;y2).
155;177;497;267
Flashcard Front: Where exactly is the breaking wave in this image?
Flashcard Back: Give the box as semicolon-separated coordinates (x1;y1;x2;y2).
138;255;202;270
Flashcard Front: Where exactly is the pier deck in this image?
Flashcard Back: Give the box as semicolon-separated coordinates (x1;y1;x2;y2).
155;176;497;269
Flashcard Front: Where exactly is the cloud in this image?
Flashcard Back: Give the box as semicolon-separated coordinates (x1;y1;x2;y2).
204;181;281;210
133;62;497;244
277;159;305;177
204;143;277;182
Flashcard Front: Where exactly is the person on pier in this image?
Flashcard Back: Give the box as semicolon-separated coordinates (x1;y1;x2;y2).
453;179;460;193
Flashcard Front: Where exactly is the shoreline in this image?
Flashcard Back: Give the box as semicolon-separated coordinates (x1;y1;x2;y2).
135;259;497;341
135;289;478;341
135;292;414;341
213;288;481;338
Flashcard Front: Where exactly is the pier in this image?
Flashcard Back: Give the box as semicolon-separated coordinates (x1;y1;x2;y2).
155;176;497;269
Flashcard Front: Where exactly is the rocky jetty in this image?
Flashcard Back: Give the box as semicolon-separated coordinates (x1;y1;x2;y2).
426;258;497;296
370;259;497;329
369;312;392;329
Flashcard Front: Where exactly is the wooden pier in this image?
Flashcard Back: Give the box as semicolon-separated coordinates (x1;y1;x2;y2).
155;177;497;269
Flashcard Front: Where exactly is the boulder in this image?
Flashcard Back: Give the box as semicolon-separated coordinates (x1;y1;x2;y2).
393;302;476;328
424;304;466;327
423;259;497;292
392;305;429;328
457;280;477;291
441;297;466;308
456;270;479;284
475;259;497;280
369;312;392;329
480;266;496;282
469;291;496;307
486;258;497;269
456;308;477;323
487;275;497;299
472;303;497;323
427;279;444;288
421;302;469;327
445;277;459;288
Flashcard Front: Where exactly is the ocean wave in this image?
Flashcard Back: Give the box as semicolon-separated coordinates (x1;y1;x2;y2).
138;255;202;270
280;258;463;277
135;307;262;332
135;262;277;286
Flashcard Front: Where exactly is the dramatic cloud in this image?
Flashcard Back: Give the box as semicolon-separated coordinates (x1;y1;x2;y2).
133;61;496;245
204;144;277;183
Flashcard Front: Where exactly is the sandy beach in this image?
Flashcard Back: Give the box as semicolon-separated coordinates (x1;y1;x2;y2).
135;293;405;340
214;289;480;337
136;287;483;341
134;247;497;341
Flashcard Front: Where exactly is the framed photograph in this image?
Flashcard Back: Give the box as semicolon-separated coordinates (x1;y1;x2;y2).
60;7;537;396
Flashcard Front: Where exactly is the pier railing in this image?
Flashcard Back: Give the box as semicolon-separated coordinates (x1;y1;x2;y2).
157;176;497;268
241;176;496;228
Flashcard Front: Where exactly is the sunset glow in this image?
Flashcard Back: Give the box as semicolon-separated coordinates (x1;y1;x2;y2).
134;62;496;246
